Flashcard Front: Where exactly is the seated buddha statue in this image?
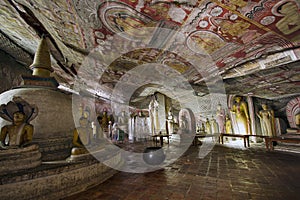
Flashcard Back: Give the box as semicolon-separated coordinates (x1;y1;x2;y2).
70;117;93;156
0;111;34;149
0;97;38;149
0;97;40;174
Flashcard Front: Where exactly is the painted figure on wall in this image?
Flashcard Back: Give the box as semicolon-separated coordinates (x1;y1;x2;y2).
256;104;275;137
189;31;226;54
275;1;300;36
230;96;251;134
218;19;250;38
0;97;38;149
216;103;226;133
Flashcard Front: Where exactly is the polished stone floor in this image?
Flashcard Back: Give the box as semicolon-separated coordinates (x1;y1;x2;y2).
63;140;300;200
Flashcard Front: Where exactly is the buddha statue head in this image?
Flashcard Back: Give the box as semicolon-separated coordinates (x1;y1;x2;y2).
12;111;26;125
234;96;242;103
79;117;89;128
0;96;38;124
261;103;268;110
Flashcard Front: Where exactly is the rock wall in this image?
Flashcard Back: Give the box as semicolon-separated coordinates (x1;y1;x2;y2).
0;50;31;93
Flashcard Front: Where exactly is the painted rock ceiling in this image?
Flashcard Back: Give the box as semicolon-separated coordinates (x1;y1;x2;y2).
0;0;300;102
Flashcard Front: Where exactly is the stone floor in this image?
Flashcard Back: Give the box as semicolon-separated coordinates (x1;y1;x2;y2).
62;139;300;200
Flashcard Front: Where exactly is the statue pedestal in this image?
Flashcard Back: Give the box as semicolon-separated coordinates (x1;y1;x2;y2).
0;144;41;176
0;148;122;200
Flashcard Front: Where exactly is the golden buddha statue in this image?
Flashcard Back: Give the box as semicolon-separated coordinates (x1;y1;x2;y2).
101;110;109;132
225;114;233;134
230;96;251;134
0;97;41;176
0;97;38;149
0;111;33;149
205;118;211;134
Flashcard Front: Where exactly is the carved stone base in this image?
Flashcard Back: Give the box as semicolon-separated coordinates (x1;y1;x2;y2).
34;136;73;161
0;144;41;176
0;150;123;199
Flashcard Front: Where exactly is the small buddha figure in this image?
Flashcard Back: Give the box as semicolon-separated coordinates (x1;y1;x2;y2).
71;117;93;155
196;124;200;133
205;118;211;134
225;114;233;134
0;111;34;149
0;97;38;149
200;123;205;133
101;110;109;132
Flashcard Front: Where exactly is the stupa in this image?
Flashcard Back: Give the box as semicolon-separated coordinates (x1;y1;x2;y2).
0;36;75;160
0;36;121;200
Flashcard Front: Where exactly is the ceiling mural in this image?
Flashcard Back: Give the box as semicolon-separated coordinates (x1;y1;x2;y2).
186;30;226;54
0;0;299;102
